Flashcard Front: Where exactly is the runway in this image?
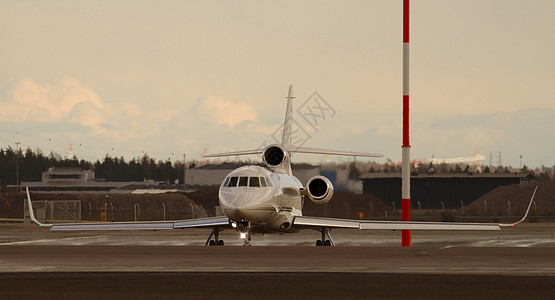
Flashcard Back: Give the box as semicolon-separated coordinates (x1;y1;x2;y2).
1;223;554;274
1;223;554;299
2;223;555;247
1;245;554;275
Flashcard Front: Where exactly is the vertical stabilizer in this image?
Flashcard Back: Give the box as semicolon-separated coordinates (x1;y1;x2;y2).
282;84;295;147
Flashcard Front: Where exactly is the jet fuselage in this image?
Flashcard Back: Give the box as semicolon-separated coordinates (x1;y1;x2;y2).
218;165;303;231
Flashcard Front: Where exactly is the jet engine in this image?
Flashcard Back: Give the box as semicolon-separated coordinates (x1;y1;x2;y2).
262;144;288;168
305;176;334;204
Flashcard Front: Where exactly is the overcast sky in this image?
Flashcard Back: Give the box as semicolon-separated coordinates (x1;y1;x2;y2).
1;0;554;168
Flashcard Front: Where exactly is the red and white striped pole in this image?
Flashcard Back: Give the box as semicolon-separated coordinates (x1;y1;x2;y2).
402;0;412;247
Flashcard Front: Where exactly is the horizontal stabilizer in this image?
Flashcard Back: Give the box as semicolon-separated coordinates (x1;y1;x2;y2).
203;149;264;158
289;146;383;158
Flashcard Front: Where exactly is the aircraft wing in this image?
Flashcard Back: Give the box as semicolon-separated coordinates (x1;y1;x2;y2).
294;186;537;231
45;217;231;231
25;188;230;231
293;216;501;231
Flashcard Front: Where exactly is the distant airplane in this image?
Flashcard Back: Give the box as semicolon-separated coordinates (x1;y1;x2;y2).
26;85;537;246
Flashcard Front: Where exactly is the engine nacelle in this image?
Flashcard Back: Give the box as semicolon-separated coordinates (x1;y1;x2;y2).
305;176;334;204
262;144;288;168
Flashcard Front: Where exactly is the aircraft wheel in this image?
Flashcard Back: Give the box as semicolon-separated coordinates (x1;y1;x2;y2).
316;240;323;246
217;240;224;246
324;240;331;246
209;240;216;246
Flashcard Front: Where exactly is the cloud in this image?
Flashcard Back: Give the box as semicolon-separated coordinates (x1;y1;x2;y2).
120;102;143;117
0;77;158;142
0;77;266;161
406;109;555;166
195;97;257;128
2;76;552;168
66;101;107;130
0;77;105;125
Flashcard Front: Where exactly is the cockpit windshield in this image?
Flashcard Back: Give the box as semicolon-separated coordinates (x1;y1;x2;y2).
227;177;238;187
249;177;260;187
222;177;231;187
238;176;248;187
225;176;272;188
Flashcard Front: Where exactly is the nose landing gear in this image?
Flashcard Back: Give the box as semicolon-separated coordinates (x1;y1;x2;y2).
240;222;253;246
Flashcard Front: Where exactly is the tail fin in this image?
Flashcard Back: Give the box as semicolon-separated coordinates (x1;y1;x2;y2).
281;84;294;147
202;84;383;164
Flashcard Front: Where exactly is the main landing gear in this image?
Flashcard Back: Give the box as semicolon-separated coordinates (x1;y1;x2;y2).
315;227;335;246
205;227;224;246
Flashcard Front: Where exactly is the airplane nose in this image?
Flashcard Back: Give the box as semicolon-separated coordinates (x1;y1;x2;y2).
220;188;257;209
231;197;248;208
222;194;247;208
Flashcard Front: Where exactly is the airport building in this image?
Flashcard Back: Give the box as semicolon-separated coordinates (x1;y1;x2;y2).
361;172;533;209
10;167;167;193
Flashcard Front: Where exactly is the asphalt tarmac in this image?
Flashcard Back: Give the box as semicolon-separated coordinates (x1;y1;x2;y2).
1;244;554;275
2;222;555;247
1;223;554;299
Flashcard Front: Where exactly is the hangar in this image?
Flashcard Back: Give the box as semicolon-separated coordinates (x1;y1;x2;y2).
361;172;532;209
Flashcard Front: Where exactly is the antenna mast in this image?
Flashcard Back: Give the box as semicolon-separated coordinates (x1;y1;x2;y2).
401;0;412;247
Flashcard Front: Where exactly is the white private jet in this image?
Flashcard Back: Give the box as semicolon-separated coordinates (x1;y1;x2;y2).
26;85;537;246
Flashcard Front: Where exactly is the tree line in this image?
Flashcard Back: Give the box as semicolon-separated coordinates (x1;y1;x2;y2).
0;147;185;189
1;147;551;191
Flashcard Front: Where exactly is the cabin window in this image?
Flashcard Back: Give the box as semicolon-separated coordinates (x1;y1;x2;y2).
223;177;231;187
227;177;238;187
238;176;248;187
249;177;260;187
260;177;267;187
